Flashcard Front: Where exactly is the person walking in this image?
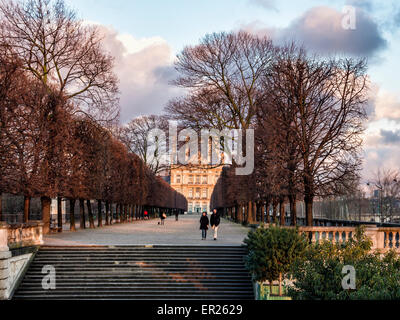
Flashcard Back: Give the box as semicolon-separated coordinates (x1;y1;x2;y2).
160;212;167;225
210;209;221;241
200;212;209;240
175;210;179;221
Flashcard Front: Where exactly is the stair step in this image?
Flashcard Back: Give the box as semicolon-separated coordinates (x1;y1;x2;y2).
14;246;254;300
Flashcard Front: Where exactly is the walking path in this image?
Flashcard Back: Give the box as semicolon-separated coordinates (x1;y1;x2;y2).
44;214;250;247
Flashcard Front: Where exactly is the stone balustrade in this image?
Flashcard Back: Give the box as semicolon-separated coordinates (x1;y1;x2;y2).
298;226;400;253
298;226;356;244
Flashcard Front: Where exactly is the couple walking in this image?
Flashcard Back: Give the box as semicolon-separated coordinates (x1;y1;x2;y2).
200;209;220;241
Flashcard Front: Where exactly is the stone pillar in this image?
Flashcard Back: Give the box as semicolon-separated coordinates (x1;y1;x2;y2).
0;229;11;300
364;226;380;251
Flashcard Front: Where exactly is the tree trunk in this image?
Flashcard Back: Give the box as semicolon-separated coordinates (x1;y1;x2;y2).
272;200;278;224
115;204;119;223
41;196;51;234
87;200;95;229
305;195;314;227
23;196;31;223
57;196;63;232
280;198;285;227
247;201;253;224
265;200;270;224
69;199;76;231
79;199;86;229
0;193;2;221
289;194;297;226
109;203;113;225
105;201;110;226
97;200;103;228
279;273;283;297
130;204;133;222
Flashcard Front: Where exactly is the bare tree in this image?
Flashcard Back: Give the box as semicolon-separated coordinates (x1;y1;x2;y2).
0;54;22;220
265;44;368;226
119;115;169;175
368;169;400;223
256;90;303;226
0;0;120;229
0;0;119;122
166;31;275;131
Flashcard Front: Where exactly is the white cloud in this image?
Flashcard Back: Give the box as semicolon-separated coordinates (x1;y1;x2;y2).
373;89;400;121
241;6;387;57
92;25;181;123
115;34;169;56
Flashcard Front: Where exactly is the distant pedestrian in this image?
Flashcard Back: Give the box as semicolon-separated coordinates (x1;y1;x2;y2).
160;212;167;225
200;212;209;240
175;211;179;221
210;209;221;241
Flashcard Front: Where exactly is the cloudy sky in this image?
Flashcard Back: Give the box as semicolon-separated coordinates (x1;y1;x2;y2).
67;0;400;180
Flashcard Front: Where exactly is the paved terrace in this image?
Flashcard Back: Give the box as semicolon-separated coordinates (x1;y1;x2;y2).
43;214;250;247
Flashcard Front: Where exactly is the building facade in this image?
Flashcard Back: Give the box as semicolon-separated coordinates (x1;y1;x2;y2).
170;165;223;214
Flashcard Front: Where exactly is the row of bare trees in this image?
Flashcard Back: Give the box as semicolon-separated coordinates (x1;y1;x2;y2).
167;32;369;226
0;0;187;233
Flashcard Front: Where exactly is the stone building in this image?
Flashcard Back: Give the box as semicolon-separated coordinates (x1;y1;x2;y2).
170;165;223;214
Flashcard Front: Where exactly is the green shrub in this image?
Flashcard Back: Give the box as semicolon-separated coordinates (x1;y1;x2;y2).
288;227;400;300
244;225;308;296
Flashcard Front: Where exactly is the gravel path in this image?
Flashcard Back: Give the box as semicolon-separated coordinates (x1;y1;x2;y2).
44;214;250;247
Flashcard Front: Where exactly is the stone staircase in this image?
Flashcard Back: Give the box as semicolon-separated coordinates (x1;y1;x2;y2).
13;246;254;300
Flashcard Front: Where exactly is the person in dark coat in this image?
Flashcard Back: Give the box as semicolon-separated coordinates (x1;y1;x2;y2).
160;212;166;225
210;209;221;241
200;212;209;240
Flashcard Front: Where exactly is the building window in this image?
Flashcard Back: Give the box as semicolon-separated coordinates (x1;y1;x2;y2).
196;188;201;199
202;189;208;199
188;203;193;213
189;188;193;198
202;176;208;184
188;175;193;184
176;175;181;184
196;176;201;184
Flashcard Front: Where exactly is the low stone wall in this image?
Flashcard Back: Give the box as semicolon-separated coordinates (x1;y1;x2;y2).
2;222;43;249
0;223;43;299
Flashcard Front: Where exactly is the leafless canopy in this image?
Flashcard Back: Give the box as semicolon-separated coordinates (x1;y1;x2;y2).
0;0;120;123
207;40;369;226
118;115;170;175
166;31;275;130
